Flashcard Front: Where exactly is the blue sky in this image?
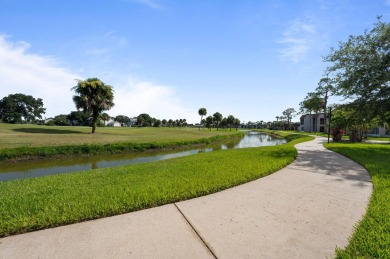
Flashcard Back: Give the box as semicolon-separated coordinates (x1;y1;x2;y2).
1;0;389;123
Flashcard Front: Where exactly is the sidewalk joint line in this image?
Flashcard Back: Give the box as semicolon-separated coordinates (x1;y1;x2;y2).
174;203;218;259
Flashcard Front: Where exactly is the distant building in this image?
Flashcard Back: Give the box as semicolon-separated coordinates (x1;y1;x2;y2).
368;126;388;137
300;113;326;133
105;119;121;127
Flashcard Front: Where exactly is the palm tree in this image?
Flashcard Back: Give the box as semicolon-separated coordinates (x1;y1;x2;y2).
101;113;110;126
213;112;222;130
227;115;235;131
72;78;114;133
205;116;214;130
233;118;241;130
198;107;207;130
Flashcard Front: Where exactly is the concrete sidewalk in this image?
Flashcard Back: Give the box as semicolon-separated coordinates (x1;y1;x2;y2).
0;137;372;258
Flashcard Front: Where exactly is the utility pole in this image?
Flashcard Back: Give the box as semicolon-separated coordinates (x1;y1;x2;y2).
327;107;332;144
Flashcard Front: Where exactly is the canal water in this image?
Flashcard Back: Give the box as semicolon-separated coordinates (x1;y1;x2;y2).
0;132;286;182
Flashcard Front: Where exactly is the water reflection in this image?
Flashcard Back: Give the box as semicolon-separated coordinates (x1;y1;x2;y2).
0;132;285;182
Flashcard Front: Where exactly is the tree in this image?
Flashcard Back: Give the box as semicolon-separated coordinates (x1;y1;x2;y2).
226;115;235;131
68;111;91;126
198;107;207;130
72;78;114;133
154;119;161;127
233;118;241;131
101;113;110;126
316;77;336;131
220;117;228;129
205;116;214;130
0;93;46;123
324;18;390;123
213;112;223;130
162;119;167;127
115;115;130;126
282;108;296;130
53;114;70;126
137;113;152;127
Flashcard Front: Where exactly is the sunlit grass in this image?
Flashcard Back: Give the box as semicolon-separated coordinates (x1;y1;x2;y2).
0;124;243;161
0;133;313;237
0;124;238;149
325;142;390;258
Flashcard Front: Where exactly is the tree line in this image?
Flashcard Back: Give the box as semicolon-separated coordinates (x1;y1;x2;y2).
197;108;241;131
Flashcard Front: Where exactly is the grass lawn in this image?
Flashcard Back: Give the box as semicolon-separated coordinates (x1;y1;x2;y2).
0;133;313;237
325;142;390;258
366;136;390;142
0;124;243;161
0;124;239;149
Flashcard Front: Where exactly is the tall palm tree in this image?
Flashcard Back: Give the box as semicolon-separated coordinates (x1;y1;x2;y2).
72;78;114;133
198;107;207;130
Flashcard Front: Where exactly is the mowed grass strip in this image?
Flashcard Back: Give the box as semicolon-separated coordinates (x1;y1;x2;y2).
0;124;243;161
325;143;390;258
0;124;238;149
0;134;313;237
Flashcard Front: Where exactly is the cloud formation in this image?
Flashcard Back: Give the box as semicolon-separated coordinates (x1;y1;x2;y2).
0;35;195;122
110;77;197;122
0;35;80;118
278;19;317;62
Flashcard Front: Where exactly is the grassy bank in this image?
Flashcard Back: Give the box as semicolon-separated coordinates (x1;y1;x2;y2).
0;124;239;149
0;133;313;237
325;143;390;258
0;124;243;162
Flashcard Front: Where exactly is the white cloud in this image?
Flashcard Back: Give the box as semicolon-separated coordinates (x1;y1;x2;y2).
110;77;197;122
0;35;196;122
0;35;81;118
128;0;160;9
278;19;317;63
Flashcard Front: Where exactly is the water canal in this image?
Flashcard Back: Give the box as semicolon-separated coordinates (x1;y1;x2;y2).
0;132;286;182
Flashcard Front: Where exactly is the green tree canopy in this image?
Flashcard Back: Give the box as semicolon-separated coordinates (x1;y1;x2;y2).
213;112;223;130
68;111;91;126
52;114;70;126
226;115;235;131
0;93;46;123
205;115;214;130
282;108;296;130
101;113;110;126
324;18;390;123
115;115;130;126
198;107;207;130
72;78;114;133
137;113;152;127
233;118;241;131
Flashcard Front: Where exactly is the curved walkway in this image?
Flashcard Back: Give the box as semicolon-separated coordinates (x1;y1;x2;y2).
0;137;372;258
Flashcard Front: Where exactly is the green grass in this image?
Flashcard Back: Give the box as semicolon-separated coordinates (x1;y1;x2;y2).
0;133;313;237
0;124;238;149
324;142;390;258
366;136;390;142
0;124;243;161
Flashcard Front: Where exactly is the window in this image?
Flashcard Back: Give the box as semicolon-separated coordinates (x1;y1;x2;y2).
320;118;325;124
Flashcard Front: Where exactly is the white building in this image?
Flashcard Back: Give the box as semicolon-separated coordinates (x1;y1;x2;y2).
105;119;121;127
368;126;388;137
300;113;326;133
